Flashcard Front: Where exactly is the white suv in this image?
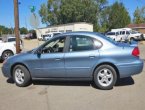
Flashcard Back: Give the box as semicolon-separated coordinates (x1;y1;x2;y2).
0;37;23;61
105;31;122;41
42;32;62;41
111;28;143;41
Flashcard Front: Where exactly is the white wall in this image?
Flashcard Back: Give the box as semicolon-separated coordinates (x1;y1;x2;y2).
36;22;93;39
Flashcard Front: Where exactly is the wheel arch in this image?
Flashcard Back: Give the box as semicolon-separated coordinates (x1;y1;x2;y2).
93;62;120;79
10;63;31;77
2;49;14;55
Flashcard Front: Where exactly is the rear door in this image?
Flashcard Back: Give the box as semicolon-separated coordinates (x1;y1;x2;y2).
64;35;100;78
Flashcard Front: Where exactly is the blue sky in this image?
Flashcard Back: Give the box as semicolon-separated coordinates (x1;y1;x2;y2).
0;0;145;30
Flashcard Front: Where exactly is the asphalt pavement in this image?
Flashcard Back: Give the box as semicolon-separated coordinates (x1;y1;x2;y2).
0;40;145;110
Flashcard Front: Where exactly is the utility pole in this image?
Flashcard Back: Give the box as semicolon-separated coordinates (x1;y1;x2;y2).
14;0;20;53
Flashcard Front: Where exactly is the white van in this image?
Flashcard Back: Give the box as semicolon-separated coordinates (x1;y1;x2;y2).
111;28;143;41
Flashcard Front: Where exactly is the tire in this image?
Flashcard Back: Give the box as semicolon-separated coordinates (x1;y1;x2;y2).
1;50;14;61
13;65;31;87
94;65;117;90
130;37;135;42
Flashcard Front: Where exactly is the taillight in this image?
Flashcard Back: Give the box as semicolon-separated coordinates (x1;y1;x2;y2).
132;47;140;57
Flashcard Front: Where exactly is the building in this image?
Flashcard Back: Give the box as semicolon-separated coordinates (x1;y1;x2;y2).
35;22;93;39
128;23;145;34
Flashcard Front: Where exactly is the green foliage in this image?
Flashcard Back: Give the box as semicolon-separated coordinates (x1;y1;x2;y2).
0;25;28;35
133;7;145;24
39;0;107;31
107;2;131;30
20;27;28;34
0;25;13;35
39;0;131;32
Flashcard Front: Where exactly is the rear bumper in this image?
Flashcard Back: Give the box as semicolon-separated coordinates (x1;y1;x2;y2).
117;59;144;78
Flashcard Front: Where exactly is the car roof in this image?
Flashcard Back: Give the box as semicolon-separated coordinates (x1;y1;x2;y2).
58;31;103;38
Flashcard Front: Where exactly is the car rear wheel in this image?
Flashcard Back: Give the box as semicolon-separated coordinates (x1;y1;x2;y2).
1;50;14;61
13;65;31;87
94;65;117;90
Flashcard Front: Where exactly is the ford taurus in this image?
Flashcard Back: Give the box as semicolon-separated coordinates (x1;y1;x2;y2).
2;32;144;90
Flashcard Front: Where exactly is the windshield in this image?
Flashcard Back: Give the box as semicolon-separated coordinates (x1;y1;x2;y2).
130;30;138;34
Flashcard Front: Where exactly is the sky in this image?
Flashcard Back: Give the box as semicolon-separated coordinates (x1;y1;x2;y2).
0;0;145;30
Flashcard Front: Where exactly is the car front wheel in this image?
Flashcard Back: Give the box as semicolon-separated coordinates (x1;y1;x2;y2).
1;50;14;61
13;65;31;87
94;65;117;90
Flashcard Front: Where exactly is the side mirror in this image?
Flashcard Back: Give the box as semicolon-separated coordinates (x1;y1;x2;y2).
36;48;42;55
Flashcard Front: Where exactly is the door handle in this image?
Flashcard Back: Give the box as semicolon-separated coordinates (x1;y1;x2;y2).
55;58;61;61
89;55;95;58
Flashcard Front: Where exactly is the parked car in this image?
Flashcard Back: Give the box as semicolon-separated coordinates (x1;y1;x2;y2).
0;37;23;61
111;28;144;41
2;32;143;90
42;32;62;41
105;31;121;41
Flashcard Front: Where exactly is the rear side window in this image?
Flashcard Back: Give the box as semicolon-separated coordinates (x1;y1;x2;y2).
8;38;16;42
69;35;100;52
120;31;125;35
106;32;115;35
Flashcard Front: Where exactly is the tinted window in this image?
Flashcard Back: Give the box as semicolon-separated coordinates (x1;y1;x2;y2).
59;30;64;32
126;31;130;35
69;36;94;52
8;38;16;42
116;32;119;35
120;31;125;35
66;30;72;32
106;32;115;35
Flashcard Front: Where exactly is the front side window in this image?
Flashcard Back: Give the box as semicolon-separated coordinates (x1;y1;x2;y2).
69;36;95;52
42;37;66;53
126;31;130;35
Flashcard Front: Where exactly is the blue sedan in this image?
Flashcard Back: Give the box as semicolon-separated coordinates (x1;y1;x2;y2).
2;32;144;90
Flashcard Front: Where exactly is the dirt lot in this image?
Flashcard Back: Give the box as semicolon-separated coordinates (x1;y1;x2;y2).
0;39;145;110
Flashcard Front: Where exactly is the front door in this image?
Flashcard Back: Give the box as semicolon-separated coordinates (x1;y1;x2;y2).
33;36;66;78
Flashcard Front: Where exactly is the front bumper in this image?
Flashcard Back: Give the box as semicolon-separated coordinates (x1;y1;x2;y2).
117;59;144;78
1;64;11;78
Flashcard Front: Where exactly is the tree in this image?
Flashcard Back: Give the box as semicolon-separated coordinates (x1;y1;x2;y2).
39;0;107;31
0;25;14;35
107;2;131;30
133;7;145;24
20;27;28;34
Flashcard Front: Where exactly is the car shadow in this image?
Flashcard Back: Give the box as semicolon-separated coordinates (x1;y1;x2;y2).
32;77;134;88
33;80;92;87
7;78;14;84
6;77;134;88
115;77;134;86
